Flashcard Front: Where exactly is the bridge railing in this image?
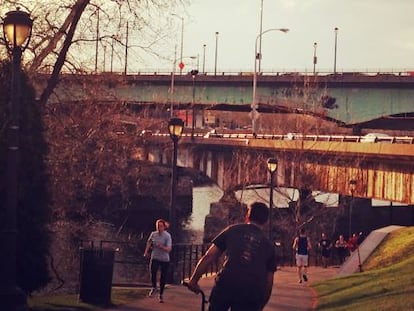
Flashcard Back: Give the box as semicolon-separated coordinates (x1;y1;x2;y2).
151;132;414;144
92;68;414;77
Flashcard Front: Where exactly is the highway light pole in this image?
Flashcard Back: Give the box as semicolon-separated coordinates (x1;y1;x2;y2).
202;44;206;74
252;28;289;135
334;27;338;75
191;69;199;139
1;7;33;311
172;14;184;75
258;0;264;72
214;31;219;75
267;158;278;240
170;54;197;117
313;42;317;75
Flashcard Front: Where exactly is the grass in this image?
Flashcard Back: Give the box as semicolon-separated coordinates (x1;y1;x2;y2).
28;287;147;311
314;226;414;311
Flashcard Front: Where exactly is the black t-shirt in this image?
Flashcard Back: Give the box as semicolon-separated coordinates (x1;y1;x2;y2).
212;223;277;296
319;238;331;255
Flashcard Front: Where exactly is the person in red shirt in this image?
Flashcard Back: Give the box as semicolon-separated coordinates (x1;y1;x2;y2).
347;233;359;253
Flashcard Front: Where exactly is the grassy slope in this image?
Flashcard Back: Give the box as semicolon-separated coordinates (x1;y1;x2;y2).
314;226;414;311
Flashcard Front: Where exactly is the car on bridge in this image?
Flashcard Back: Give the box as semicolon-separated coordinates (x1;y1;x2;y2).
139;130;153;138
284;132;303;140
204;129;223;138
360;132;392;143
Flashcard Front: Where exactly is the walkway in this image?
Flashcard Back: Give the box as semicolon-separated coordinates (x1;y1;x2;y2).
105;266;339;311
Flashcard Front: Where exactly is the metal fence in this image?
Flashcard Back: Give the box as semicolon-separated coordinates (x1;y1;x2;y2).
79;240;223;287
79;239;343;289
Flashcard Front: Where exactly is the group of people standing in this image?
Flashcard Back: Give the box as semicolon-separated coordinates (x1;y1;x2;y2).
318;232;362;267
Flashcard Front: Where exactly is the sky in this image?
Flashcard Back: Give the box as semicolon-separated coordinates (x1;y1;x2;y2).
156;0;414;74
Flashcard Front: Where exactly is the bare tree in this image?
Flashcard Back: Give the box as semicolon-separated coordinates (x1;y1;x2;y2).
1;0;189;105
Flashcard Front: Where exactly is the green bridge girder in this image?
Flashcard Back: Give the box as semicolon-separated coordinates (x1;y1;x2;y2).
49;73;414;129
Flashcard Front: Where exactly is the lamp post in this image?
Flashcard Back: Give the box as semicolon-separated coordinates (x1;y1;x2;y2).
172;14;184;75
214;31;219;76
202;44;206;74
258;0;264;72
334;27;338;75
94;7;100;73
313;42;317;76
1;7;33;311
170;54;197;118
267;158;278;240
190;69;199;139
252;28;289;135
349;179;362;272
168;118;184;239
124;21;129;75
349;179;357;238
110;35;116;72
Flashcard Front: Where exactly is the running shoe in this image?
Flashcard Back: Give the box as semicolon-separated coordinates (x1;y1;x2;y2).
148;288;156;297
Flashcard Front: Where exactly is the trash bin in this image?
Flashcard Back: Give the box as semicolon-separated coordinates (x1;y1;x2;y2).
79;247;115;305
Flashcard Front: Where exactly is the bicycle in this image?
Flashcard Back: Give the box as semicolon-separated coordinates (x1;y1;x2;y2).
182;281;208;311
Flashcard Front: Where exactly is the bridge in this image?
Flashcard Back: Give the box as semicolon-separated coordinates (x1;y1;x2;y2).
42;71;414;131
140;133;414;205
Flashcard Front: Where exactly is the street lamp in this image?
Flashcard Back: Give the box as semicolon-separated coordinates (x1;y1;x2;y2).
190;69;199;139
252;28;289;135
202;44;206;74
334;27;339;75
258;0;264;72
267;158;278;240
313;42;317;76
2;7;33;311
348;179;362;272
170;54;197;118
214;31;219;76
172;14;184;75
168;118;184;239
349;179;357;238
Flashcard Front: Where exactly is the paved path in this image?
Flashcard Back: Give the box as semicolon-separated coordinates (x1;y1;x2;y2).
104;266;339;311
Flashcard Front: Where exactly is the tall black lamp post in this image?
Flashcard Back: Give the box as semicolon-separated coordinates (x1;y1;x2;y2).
1;7;33;311
190;69;198;139
349;179;357;238
349;179;362;272
168;118;184;239
267;158;278;240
